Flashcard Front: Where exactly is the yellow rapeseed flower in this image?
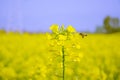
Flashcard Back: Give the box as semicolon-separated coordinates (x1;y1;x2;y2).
58;35;67;41
49;24;59;33
76;44;81;49
66;25;76;33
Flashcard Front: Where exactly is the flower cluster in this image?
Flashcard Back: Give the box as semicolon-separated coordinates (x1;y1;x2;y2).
47;24;81;49
46;24;83;79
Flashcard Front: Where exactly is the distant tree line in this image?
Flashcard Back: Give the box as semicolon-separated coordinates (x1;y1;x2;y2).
1;16;120;34
96;16;120;33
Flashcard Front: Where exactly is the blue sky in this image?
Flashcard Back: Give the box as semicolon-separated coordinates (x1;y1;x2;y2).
0;0;120;32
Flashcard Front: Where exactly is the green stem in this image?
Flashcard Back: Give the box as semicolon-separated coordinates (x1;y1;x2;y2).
62;46;65;80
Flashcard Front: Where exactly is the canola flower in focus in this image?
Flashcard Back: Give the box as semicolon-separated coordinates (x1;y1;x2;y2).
47;24;83;80
49;24;59;34
48;24;81;48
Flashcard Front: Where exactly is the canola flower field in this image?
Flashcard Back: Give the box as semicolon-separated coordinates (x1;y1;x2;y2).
0;27;120;80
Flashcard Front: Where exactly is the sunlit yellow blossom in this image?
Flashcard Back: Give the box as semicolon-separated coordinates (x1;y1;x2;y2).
68;34;73;39
73;57;81;62
66;25;76;33
58;35;67;41
76;44;81;49
49;24;59;33
48;24;83;80
49;40;56;46
78;53;83;58
57;41;64;46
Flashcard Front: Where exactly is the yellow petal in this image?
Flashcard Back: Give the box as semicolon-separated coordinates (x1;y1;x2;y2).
58;35;67;41
66;25;76;33
49;24;59;33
